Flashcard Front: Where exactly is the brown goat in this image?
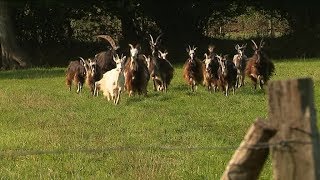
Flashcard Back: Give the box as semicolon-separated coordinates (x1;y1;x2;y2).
183;46;203;92
65;57;87;94
202;53;220;92
81;58;102;96
124;43;150;96
245;39;275;90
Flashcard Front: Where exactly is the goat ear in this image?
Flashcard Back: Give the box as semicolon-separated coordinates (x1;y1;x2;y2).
235;44;239;50
194;47;197;51
186;48;189;53
243;43;247;49
136;44;141;51
260;40;265;49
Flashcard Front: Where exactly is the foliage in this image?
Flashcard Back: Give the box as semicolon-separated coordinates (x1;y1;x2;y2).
69;5;122;43
205;7;290;39
15;2;70;44
1;59;320;178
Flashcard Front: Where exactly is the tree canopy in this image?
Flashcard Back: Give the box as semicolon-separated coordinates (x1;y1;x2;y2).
0;0;319;69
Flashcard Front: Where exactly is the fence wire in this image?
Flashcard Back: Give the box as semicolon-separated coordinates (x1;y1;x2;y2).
0;140;312;158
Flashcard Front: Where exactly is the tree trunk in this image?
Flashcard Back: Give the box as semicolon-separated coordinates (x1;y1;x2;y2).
0;0;29;70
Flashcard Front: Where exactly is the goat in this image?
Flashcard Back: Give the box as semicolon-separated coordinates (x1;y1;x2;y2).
79;57;102;96
202;53;219;92
216;54;237;96
147;34;174;92
94;35;120;74
245;39;275;90
207;44;216;59
65;57;87;94
124;43;150;96
233;44;247;88
144;54;161;91
158;50;168;60
145;54;174;92
94;54;126;105
183;45;203;92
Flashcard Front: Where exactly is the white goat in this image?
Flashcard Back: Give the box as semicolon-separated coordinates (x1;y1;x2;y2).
94;54;126;105
233;44;247;88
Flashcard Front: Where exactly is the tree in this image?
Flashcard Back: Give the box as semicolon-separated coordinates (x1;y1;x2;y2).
0;0;29;69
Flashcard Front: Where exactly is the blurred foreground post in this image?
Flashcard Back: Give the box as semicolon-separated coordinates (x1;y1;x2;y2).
268;78;320;180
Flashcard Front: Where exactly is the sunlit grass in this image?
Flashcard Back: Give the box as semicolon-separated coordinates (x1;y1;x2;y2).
0;59;320;179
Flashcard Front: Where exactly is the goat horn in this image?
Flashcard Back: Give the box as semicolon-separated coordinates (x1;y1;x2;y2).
251;39;258;49
149;34;154;44
79;57;86;64
155;33;163;44
96;35;119;50
79;57;85;61
242;43;247;48
259;39;264;48
143;54;147;60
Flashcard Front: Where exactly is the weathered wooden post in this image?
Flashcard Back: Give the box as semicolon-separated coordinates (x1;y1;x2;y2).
221;119;276;180
268;78;320;180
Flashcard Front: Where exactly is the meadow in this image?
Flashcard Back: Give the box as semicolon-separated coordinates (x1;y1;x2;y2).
0;59;320;179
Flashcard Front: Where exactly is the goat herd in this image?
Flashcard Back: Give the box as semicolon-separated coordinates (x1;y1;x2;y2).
66;34;275;105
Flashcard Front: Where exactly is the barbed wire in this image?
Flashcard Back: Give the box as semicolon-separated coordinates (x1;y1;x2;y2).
0;140;312;158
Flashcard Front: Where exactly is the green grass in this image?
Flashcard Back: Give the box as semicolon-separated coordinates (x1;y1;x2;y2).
0;59;320;179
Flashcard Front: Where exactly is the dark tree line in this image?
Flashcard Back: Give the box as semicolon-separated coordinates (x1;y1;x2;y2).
0;0;319;69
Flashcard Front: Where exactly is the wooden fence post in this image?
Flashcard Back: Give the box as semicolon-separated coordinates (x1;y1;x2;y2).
221;119;276;180
268;78;320;180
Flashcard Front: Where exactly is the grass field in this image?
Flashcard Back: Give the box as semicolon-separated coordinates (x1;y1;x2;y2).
0;59;320;179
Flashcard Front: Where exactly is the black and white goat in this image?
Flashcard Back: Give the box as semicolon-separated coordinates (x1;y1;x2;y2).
233;44;247;88
147;34;174;92
245;39;275;90
216;54;237;96
183;45;203;92
65;57;87;94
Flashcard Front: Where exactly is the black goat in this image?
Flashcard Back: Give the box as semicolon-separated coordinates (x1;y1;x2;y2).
146;34;174;92
216;54;237;96
94;35;121;75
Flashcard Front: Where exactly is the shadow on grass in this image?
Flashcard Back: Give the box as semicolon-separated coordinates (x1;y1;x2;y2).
0;68;65;80
124;95;146;105
234;85;266;96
